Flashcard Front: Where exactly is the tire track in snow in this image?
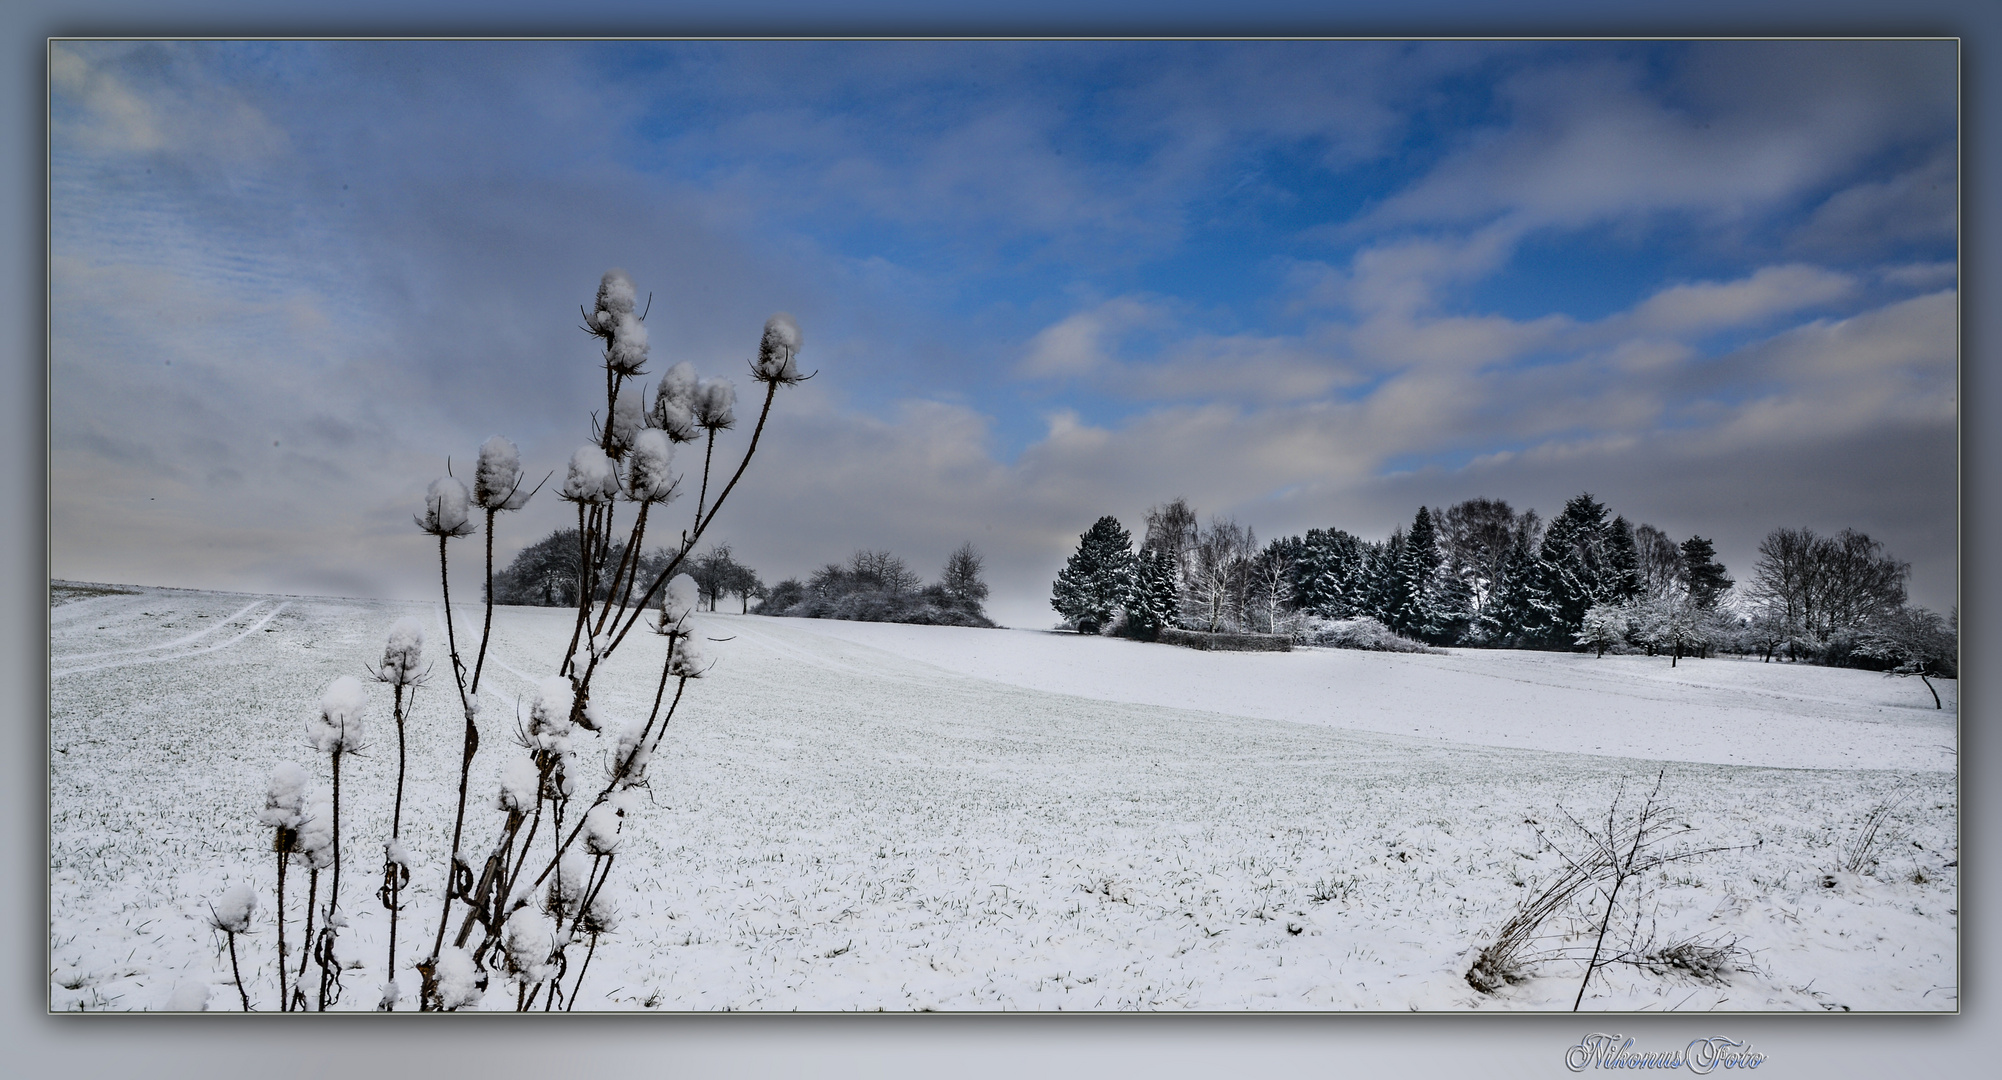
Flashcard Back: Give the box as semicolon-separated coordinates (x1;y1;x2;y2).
49;593;148;626
51;603;290;678
52;600;268;663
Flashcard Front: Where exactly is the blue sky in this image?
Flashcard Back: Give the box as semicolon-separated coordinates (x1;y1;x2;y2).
49;39;1958;626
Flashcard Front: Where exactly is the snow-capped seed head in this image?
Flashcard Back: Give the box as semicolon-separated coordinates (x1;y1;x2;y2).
419;477;475;537
296;791;335;868
613;718;652;783
496;753;541;814
754;312;803;384
608;385;647;454
657;361;698;409
560;444;619;504
664;573;699;629
259;761;310;831
624;428;678;503
580;885;621;936
652;397;699;444
607;311;649;375
694;377;736;430
474;436;525;511
594;269;637;320
583;800;624;855
669;632;709;679
529;675;574;740
207;883;256;934
379;617;425;687
544;849;591;921
432;946;482;1010
503;907;557;986
310;675;369;754
652;363;701;442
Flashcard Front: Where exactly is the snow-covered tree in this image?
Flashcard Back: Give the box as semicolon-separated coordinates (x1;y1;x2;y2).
1124;545;1180;639
941;542;989;606
1575;603;1627;658
1855;605;1957;708
1052;516;1136;634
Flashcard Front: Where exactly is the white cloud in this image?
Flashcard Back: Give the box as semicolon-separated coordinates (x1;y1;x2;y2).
1620;264;1856;337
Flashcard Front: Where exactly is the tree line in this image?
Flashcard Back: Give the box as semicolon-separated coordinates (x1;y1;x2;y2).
761;543;995;627
489;530;765;612
1052;494;1953;679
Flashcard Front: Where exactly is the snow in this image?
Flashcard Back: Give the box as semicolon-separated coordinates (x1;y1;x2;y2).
695;377;736;430
433;946;482;1010
420;476;472;537
593;268;636;317
49;586;1956;1012
309;674;369;755
473;435;524;511
258;761;309;830
763;618;1956;773
207;882;256;934
378;617;425;687
608;385;646;449
561;444;618;504
755;312;802;383
625;428;677;503
664;573;699;628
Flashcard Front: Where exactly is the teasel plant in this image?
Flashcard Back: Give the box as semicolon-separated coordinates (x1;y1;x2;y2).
235;269;803;1011
307;676;369;1011
368;618;430;1010
391;269;808;1011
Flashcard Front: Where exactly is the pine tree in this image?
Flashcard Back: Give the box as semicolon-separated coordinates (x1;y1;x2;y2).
1480;514;1543;646
1124;546;1180;640
1391;508;1441;638
1604;515;1641;603
1535;493;1613;648
1294;528;1364;617
1051;516;1136;634
1679;535;1733;609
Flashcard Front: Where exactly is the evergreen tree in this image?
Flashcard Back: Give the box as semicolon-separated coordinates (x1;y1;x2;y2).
1124;546;1180;639
1294;527;1365;617
1472;508;1541;646
1052;515;1137;634
1679;535;1733;610
1534;492;1614;648
1363;530;1406;625
1390;508;1441;638
1604;516;1641;603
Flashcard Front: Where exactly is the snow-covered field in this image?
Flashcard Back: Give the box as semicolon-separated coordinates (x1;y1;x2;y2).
50;585;1958;1012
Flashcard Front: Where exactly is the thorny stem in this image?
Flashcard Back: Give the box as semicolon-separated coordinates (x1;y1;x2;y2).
566;933;600;1012
382;682;411;1009
274;847;289;1011
472;509;498;694
427;531;479;984
297;867;317;1009
227;932;250;1012
608;380;779;657
695;428;717;526
562;503;594;677
319;743;348;1012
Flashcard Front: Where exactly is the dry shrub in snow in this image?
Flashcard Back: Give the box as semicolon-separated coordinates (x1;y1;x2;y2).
228;269;803;1011
1466;772;1745;1007
1300;616;1438;653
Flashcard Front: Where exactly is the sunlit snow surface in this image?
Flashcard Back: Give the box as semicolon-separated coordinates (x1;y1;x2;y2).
50;586;1957;1012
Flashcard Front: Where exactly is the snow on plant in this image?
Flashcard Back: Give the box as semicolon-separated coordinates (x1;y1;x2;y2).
206;882;257;1011
306;675;369;1010
258;761;309;1011
227;269;803;1011
369;617;429;1009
